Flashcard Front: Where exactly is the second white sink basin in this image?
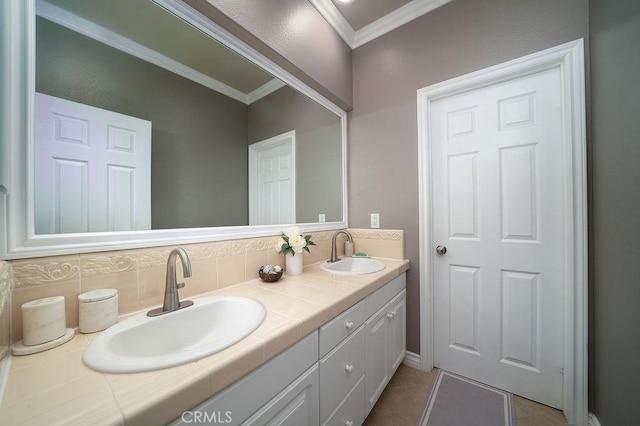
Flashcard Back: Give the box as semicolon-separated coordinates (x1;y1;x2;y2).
83;296;265;373
320;258;386;275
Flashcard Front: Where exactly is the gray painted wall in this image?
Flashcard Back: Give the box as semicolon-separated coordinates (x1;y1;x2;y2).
187;0;353;111
36;18;249;229
590;0;640;424
350;0;589;357
248;86;342;224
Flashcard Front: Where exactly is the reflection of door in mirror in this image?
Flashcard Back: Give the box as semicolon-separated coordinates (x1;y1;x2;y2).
34;93;152;234
248;131;296;225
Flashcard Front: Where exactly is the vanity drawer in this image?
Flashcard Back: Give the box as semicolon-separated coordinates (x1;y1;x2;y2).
319;300;366;358
322;376;365;426
365;273;406;318
319;325;365;421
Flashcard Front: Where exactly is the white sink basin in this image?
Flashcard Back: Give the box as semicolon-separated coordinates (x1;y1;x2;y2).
320;258;386;275
83;296;266;373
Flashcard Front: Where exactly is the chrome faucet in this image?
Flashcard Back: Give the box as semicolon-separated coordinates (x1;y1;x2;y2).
328;230;353;263
147;247;194;316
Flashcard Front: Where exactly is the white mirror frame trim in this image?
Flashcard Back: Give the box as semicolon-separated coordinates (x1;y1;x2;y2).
0;0;348;259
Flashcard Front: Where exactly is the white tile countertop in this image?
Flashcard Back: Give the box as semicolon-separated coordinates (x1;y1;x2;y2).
0;258;409;425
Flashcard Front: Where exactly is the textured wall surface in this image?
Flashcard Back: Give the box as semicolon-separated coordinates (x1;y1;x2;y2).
349;0;589;354
590;0;640;424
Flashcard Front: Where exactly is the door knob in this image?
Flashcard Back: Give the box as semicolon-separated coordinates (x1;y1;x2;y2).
436;245;447;255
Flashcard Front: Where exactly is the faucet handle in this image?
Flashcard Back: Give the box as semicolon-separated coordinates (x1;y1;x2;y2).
176;282;185;289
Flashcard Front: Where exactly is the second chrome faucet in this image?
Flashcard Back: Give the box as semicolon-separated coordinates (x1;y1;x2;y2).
148;247;193;317
328;230;353;263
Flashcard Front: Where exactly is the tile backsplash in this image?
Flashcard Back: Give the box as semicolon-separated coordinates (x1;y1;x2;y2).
0;261;12;363
6;228;403;343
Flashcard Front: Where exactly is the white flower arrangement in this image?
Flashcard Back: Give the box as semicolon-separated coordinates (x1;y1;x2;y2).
275;227;316;256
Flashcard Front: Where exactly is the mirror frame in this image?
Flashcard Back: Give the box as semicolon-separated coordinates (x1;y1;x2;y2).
0;0;348;259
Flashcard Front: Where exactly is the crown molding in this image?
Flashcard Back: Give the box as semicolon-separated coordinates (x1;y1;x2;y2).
36;0;255;104
311;0;452;49
353;0;452;48
247;78;286;104
308;0;355;47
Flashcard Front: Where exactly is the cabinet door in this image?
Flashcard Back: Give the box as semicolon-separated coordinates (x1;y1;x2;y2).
388;290;406;374
364;305;389;415
244;364;319;426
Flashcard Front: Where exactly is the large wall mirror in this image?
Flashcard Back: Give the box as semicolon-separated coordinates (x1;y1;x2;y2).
1;0;347;258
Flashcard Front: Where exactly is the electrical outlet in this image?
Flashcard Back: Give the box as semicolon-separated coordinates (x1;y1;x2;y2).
318;213;325;223
370;213;380;228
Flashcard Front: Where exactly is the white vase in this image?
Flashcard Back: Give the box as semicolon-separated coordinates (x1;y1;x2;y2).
285;253;303;276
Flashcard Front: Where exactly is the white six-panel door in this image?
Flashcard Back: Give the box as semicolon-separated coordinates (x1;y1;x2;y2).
34;93;151;234
248;131;296;226
431;67;565;409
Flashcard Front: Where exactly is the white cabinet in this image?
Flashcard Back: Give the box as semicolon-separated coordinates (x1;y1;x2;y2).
173;273;407;426
319;300;366;425
245;364;319;425
319;273;407;423
364;303;391;413
171;332;318;426
387;291;407;374
364;276;406;415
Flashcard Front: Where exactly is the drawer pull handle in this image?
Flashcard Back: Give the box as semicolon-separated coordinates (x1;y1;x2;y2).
344;321;354;331
387;310;398;319
345;421;354;426
344;364;354;373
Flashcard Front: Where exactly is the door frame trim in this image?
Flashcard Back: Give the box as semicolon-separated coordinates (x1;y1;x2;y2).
417;39;587;425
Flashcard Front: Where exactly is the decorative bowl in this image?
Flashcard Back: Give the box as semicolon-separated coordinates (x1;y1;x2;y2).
258;265;283;283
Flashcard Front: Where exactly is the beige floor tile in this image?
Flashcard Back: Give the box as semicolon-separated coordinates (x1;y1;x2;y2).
365;369;432;424
515;395;568;425
364;365;568;425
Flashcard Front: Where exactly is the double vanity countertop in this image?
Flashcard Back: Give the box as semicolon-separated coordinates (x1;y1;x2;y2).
0;258;409;425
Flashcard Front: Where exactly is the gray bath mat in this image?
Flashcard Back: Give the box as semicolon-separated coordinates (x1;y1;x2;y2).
417;370;516;426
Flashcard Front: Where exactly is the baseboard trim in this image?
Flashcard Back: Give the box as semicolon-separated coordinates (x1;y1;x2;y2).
402;351;422;370
588;413;601;426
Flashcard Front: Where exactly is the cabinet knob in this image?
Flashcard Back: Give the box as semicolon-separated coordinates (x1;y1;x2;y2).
387;312;394;319
345;421;354;426
344;321;354;331
344;364;354;373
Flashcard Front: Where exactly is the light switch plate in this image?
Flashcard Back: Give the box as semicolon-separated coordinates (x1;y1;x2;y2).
371;213;380;228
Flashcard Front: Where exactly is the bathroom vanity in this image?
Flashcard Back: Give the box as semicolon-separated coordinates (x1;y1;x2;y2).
0;258;409;425
172;273;406;425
